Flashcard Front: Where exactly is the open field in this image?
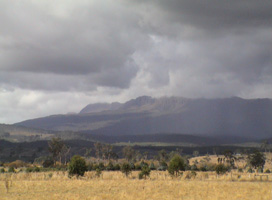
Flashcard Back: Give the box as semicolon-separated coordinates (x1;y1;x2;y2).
1;171;272;200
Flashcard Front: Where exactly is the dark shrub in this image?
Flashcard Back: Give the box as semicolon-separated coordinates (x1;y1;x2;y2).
247;168;254;173
191;164;198;171
8;167;15;173
158;161;168;171
25;167;33;173
68;155;87;177
98;163;105;170
215;164;227;175
168;155;185;177
42;158;54;168
95;168;102;177
200;166;207;172
113;164;120;171
135;164;141;170
121;162;132;177
33;166;41;172
149;162;156;170
138;165;151;179
257;167;263;173
140;161;148;169
129;162;135;170
106;162;114;171
87;163;93;171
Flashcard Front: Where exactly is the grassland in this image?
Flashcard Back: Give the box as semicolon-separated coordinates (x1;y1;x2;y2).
1;171;272;200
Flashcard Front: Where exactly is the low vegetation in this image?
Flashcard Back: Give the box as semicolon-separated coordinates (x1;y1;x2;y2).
1;137;272;199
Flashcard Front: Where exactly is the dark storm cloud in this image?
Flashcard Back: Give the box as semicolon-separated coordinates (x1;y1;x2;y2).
0;1;147;90
136;0;272;33
130;0;272;94
0;0;272;123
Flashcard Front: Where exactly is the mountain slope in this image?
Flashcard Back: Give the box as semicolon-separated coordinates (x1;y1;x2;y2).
80;102;121;114
15;96;272;139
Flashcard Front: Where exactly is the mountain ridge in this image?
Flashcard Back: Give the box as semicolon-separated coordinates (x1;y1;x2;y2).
15;96;272;140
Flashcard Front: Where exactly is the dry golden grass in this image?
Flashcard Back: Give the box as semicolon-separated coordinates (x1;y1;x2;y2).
1;171;272;200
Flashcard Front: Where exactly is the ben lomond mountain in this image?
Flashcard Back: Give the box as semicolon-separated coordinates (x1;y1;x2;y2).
15;96;272;139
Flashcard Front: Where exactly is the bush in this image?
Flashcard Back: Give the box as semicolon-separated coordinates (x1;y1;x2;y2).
25;167;33;173
265;169;270;173
92;164;99;171
87;163;93;171
0;168;5;173
8;167;15;173
158;161;168;171
168;155;185;177
113;164;120;171
257;167;263;173
129;162;135;170
95;168;102;177
191;164;198;171
106;162;114;171
98;162;105;170
247;168;254;173
135;164;141;170
138;165;151;179
140;161;148;169
215;164;227;175
42;158;54;168
33;166;41;172
199;166;207;172
185;171;197;179
149;162;156;170
121;162;132;177
68;155;87;177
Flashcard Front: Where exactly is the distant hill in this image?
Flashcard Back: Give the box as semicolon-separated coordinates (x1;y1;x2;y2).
0;123;56;142
86;133;254;146
80;102;122;114
15;96;272;140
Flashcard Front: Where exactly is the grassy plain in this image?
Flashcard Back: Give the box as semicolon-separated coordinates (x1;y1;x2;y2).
1;171;272;200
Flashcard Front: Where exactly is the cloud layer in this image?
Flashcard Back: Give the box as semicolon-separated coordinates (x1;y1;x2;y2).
0;0;272;123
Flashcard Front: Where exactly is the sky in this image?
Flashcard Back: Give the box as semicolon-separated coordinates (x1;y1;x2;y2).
0;0;272;123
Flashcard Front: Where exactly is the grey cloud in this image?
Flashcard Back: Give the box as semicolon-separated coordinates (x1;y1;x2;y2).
0;0;272;123
0;0;147;90
136;0;272;35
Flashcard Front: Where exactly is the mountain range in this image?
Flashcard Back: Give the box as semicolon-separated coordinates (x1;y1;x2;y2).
15;96;272;141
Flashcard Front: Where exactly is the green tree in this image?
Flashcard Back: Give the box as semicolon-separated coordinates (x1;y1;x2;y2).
223;150;236;168
149;162;156;170
158;149;169;162
102;144;113;160
48;137;65;164
121;162;132;177
247;150;265;170
215;164;227;175
68;155;87;177
168;154;185;177
94;142;102;160
122;146;135;162
139;165;151;179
